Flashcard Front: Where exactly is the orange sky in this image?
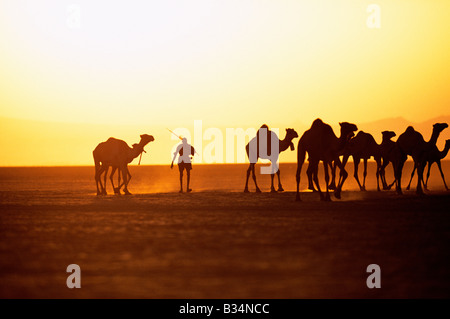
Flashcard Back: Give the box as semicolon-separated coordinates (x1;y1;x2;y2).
1;1;450;165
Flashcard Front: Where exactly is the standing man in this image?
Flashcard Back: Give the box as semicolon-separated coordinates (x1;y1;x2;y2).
171;137;196;193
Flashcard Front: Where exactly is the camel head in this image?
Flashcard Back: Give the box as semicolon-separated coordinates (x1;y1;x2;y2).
285;128;299;140
139;134;155;146
433;123;448;134
382;130;396;141
339;122;358;140
445;139;450;149
129;134;154;157
285;128;299;151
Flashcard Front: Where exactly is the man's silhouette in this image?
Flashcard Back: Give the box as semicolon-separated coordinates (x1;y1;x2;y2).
171;138;196;192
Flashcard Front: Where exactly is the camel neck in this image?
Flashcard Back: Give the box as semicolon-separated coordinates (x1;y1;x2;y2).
337;132;348;150
382;137;392;144
439;144;450;160
279;137;292;152
429;129;440;145
127;144;145;163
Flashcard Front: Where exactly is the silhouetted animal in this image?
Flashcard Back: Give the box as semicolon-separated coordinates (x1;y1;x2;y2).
296;119;357;201
340;131;383;191
406;139;450;191
93;134;154;195
395;123;448;195
244;126;298;193
378;131;401;190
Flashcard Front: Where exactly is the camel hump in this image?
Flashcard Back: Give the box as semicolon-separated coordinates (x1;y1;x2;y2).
308;118;332;133
320;122;334;136
301;119;334;141
403;126;423;140
357;131;375;142
398;126;425;150
104;137;128;147
382;130;396;139
310;118;324;129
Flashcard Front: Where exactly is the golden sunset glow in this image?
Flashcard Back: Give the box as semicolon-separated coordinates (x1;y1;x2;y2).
1;0;450;165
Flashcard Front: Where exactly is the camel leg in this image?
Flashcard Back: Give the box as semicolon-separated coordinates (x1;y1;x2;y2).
117;167;131;191
422;162;430;190
122;166;132;195
311;161;324;201
94;164;101;195
307;163;316;190
323;161;331;201
110;167;120;195
270;173;276;192
353;157;363;191
119;168;132;194
362;158;368;191
276;169;284;192
416;161;425;195
328;161;337;190
251;163;261;193
307;163;316;191
125;168;132;195
406;162;416;191
380;164;386;189
97;165;108;195
388;177;397;190
334;157;348;199
118;168;122;192
244;164;252;192
336;155;349;191
127;169;131;187
102;166;109;195
100;167;107;195
395;157;406;195
94;167;100;195
385;161;397;190
95;164;106;195
436;161;449;191
375;157;382;191
380;160;389;190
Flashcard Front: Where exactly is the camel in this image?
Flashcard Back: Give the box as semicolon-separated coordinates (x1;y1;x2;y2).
105;143;145;194
316;130;399;192
340;131;383;191
378;131;401;190
395;123;448;195
93;134;154;195
406;139;450;191
295;119;358;201
244;125;299;193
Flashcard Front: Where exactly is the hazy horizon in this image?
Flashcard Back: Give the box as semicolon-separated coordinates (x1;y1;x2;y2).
1;114;449;166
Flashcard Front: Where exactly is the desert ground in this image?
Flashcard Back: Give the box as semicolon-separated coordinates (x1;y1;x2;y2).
0;163;449;298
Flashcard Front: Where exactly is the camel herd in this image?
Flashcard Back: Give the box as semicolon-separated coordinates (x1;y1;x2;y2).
92;120;450;200
294;120;449;201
